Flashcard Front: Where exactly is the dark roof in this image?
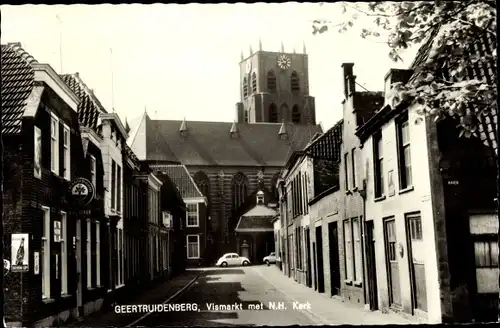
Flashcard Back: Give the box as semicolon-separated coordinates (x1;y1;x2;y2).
305;119;343;161
154;164;204;199
154;171;186;218
235;215;274;232
60;73;107;130
353;91;384;126
142;117;323;166
1;43;36;135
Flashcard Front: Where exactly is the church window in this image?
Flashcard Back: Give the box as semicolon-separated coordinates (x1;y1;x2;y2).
269;103;278;123
251;72;257;94
267;70;277;93
280;103;289;121
243;77;248;98
292;105;301;124
232;172;248;212
291;71;300;93
244;110;249;123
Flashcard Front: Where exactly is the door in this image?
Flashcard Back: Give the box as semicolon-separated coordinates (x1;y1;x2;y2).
75;219;83;315
405;214;427;313
315;226;325;293
312;242;317;290
230;254;239;266
328;222;341;296
384;218;401;307
366;220;379;310
306;228;312;288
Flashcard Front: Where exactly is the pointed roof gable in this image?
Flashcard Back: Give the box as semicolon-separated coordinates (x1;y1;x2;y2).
144;120;322;166
278;121;287;135
1;43;36;135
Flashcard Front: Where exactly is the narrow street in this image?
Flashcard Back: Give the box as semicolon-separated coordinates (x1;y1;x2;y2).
134;266;316;326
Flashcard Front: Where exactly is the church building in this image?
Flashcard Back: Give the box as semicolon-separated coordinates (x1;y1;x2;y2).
129;43;322;261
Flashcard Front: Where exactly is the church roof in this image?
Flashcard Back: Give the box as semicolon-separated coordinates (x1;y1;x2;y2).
132;116;323;167
241;204;277;218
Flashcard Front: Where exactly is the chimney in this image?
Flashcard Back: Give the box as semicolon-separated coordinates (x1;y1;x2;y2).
235;102;245;123
341;63;356;99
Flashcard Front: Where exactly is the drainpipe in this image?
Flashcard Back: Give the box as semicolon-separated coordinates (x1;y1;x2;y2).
358;179;368;309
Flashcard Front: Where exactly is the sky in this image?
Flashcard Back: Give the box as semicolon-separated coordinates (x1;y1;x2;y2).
1;3;419;130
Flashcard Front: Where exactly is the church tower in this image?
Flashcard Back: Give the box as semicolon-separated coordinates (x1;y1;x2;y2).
235;41;316;125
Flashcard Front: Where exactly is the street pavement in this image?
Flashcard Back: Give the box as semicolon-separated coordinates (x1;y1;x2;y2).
135;266;316;326
65;265;417;327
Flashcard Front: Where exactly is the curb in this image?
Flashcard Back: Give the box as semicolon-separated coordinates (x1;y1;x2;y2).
252;267;328;325
124;275;200;327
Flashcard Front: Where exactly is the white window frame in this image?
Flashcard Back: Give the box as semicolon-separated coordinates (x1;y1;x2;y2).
50;114;59;175
344;219;354;282
62;124;71;180
90;155;97;189
186;234;200;259
353;218;363;283
96;221;101;286
86;219;92;289
116;164;122;214
186;203;200;227
60;212;68;295
41;206;51;300
116;228;124;287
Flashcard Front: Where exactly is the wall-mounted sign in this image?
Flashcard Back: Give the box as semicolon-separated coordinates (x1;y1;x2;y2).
54;221;62;242
34;252;40;275
162;211;173;229
68;177;95;207
11;233;29;272
388;170;395;197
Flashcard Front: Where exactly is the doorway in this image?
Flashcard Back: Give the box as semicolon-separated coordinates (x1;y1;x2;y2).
315;226;325;293
405;213;427;313
312;242;317;290
384;218;401;307
366;220;379;310
306;228;312;288
328;222;341;296
75;219;83;316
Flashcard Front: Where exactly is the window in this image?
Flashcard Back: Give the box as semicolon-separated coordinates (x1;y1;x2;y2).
50;115;59;175
90;155;97;190
186;203;199;227
474;240;499;268
351;148;357;189
385;219;396;262
187;235;200;259
373;131;384;198
232;172;248;211
344;153;350;190
353;218;362;282
291;71;300;93
267;70;277;93
96;222;101;286
86;219;92;289
256;192;264;204
292;105;301;124
117;228;124;286
243;77;248;98
61;212;68;295
269;103;279;123
116;165;122;213
251;72;257;93
409;216;423;240
111;160;116;210
397;113;412;189
344;220;353;281
63;125;71;180
41;206;51;299
34;126;42;179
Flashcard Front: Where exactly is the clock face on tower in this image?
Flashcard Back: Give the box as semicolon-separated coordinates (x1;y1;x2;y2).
277;54;291;70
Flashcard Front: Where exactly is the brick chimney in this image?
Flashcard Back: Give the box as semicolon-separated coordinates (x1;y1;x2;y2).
341;63;356;99
383;68;414;106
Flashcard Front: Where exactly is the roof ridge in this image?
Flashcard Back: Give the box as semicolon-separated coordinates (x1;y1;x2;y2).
69;73;108;114
181;165;204;198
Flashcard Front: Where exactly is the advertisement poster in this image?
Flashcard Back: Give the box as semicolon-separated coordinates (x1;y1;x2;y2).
34;252;40;275
11;233;29;272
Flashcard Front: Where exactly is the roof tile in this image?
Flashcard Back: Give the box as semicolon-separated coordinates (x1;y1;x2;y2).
154;164;204;199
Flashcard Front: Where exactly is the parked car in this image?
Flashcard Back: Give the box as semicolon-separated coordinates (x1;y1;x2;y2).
263;252;276;265
216;253;251;267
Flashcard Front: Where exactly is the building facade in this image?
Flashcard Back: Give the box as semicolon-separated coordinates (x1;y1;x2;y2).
1;43;106;326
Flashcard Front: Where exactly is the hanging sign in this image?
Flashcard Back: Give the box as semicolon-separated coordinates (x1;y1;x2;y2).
11;233;29;272
68;177;95;207
54;221;62;242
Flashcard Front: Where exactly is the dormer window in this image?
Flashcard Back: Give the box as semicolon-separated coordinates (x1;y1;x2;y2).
256;191;264;205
